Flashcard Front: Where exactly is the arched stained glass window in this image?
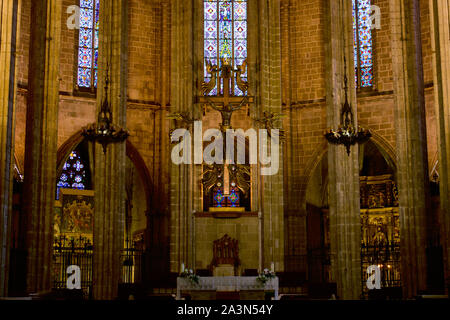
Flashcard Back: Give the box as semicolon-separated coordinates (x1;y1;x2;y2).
227;186;240;207
213;186;226;207
77;0;100;89
353;0;373;88
204;0;247;96
57;151;87;199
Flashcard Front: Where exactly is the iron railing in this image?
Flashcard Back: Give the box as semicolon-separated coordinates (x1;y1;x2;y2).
361;240;402;297
120;240;144;284
53;237;144;299
53;235;93;298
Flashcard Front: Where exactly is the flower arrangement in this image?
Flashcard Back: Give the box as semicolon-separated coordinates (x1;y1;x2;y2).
180;269;199;286
256;268;276;285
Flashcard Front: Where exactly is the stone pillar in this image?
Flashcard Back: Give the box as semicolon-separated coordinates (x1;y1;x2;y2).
280;0;308;274
257;0;285;272
324;0;362;299
22;0;61;294
0;0;21;297
145;0;171;284
169;0;195;273
429;0;450;292
91;0;128;300
389;0;430;298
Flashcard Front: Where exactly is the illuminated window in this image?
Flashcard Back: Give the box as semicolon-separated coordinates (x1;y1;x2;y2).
57;151;87;199
77;0;100;89
204;0;247;95
353;0;373;88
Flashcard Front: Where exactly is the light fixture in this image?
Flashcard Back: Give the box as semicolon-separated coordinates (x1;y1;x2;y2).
324;69;371;155
82;70;129;153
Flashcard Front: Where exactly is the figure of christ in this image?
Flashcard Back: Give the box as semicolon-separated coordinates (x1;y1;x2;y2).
207;96;249;130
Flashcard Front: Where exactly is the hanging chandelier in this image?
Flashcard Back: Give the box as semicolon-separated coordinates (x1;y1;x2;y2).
82;71;129;153
324;71;371;155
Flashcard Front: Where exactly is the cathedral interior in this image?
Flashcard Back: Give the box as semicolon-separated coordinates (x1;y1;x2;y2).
0;0;449;301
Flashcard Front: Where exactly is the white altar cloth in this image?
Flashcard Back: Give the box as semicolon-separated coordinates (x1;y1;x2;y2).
176;276;279;300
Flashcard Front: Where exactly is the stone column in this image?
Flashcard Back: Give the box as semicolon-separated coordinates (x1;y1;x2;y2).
91;0;128;300
22;0;61;295
0;0;21;297
147;0;171;281
169;0;195;273
257;0;285;272
429;0;450;292
324;0;362;299
280;0;308;274
389;0;430;298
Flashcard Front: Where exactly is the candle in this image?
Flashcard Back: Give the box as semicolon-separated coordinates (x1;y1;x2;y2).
271;262;275;272
181;263;185;273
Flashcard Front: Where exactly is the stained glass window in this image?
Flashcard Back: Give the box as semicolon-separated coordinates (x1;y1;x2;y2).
213;186;226;207
353;0;373;88
77;0;100;88
57;151;87;199
204;0;247;96
226;185;240;207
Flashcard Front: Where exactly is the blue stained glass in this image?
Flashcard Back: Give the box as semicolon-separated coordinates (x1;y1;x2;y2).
77;0;100;88
205;21;217;39
234;21;246;39
204;1;247;96
227;187;240;207
94;49;98;68
353;0;373;87
79;28;92;48
80;8;93;28
213;187;225;207
57;150;87;199
95;0;100;25
77;67;91;87
234;2;246;20
80;0;93;9
78;47;92;67
204;2;217;20
219;2;232;21
94;29;99;48
219;21;232;39
234;41;246;59
205;40;217;59
94;69;98;87
75;160;84;171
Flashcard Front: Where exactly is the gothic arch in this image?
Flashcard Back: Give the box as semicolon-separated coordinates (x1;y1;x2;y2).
303;141;329;191
304;133;397;190
56;130;153;211
368;131;398;172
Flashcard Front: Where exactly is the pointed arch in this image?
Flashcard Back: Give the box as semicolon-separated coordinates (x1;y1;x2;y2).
56;130;153;211
367;131;398;172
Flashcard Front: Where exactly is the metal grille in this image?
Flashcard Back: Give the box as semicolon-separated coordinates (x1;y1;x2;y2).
53;235;93;298
120;240;143;284
361;240;401;297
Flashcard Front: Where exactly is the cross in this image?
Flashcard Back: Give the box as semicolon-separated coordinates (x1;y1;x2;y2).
198;58;254;131
198;58;253;200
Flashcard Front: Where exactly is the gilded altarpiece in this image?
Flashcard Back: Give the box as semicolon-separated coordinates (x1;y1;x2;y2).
360;175;401;296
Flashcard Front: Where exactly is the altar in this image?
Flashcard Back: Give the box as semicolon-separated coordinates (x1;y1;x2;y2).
176;276;279;300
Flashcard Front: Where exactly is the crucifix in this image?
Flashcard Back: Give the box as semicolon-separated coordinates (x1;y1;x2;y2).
199;58;253;131
199;58;253;203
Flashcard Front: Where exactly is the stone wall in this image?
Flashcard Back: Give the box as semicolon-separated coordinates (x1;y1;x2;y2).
194;216;259;271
